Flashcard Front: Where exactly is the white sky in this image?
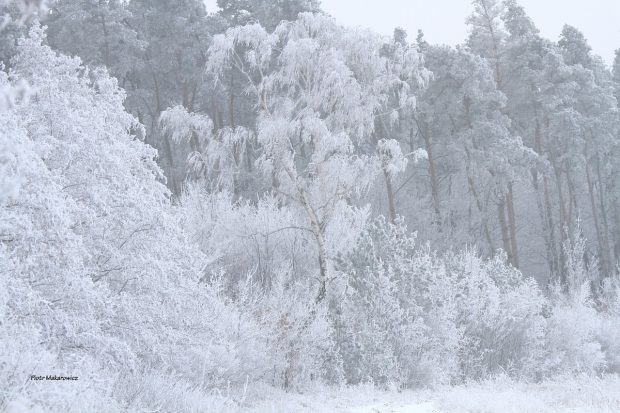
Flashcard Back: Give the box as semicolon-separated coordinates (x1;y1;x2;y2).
204;0;620;65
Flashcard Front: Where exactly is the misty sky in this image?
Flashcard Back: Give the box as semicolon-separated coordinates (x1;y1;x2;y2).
204;0;620;64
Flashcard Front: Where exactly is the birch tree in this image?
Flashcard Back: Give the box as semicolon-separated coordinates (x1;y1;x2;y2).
207;13;427;302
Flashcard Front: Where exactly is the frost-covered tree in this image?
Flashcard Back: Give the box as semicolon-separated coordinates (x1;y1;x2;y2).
159;105;260;195
407;41;533;265
464;0;620;284
216;0;321;30
371;28;429;223
1;26;274;410
46;0;145;82
557;25;619;279
207;13;427;302
467;0;506;87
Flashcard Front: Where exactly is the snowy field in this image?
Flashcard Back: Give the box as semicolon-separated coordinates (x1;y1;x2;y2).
192;376;620;413
4;376;619;413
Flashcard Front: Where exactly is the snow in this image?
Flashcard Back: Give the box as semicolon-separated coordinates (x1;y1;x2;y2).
236;376;620;413
238;384;436;413
349;401;437;413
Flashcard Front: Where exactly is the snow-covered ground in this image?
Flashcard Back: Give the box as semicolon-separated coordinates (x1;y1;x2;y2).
234;375;620;413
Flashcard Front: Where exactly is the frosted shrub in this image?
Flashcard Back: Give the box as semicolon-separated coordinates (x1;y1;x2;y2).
445;251;547;381
180;186;317;287
334;218;549;386
179;187;347;389
543;269;606;375
257;273;341;389
192;270;340;390
597;279;620;373
0;271;124;412
598;314;620;373
542;235;606;376
114;371;238;413
544;292;606;375
333;217;459;387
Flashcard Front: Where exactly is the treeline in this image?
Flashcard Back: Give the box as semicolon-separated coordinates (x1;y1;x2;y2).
4;0;614;287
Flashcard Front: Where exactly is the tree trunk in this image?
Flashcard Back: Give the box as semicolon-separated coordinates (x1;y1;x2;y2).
543;175;561;284
498;193;514;266
297;186;328;303
421;121;441;223
465;147;494;256
612;200;620;265
532;169;557;281
595;153;612;276
229;69;235;127
377;118;399;223
534;118;560;283
586;160;607;276
100;7;110;69
507;181;519;268
384;169;397;224
552;162;568;235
